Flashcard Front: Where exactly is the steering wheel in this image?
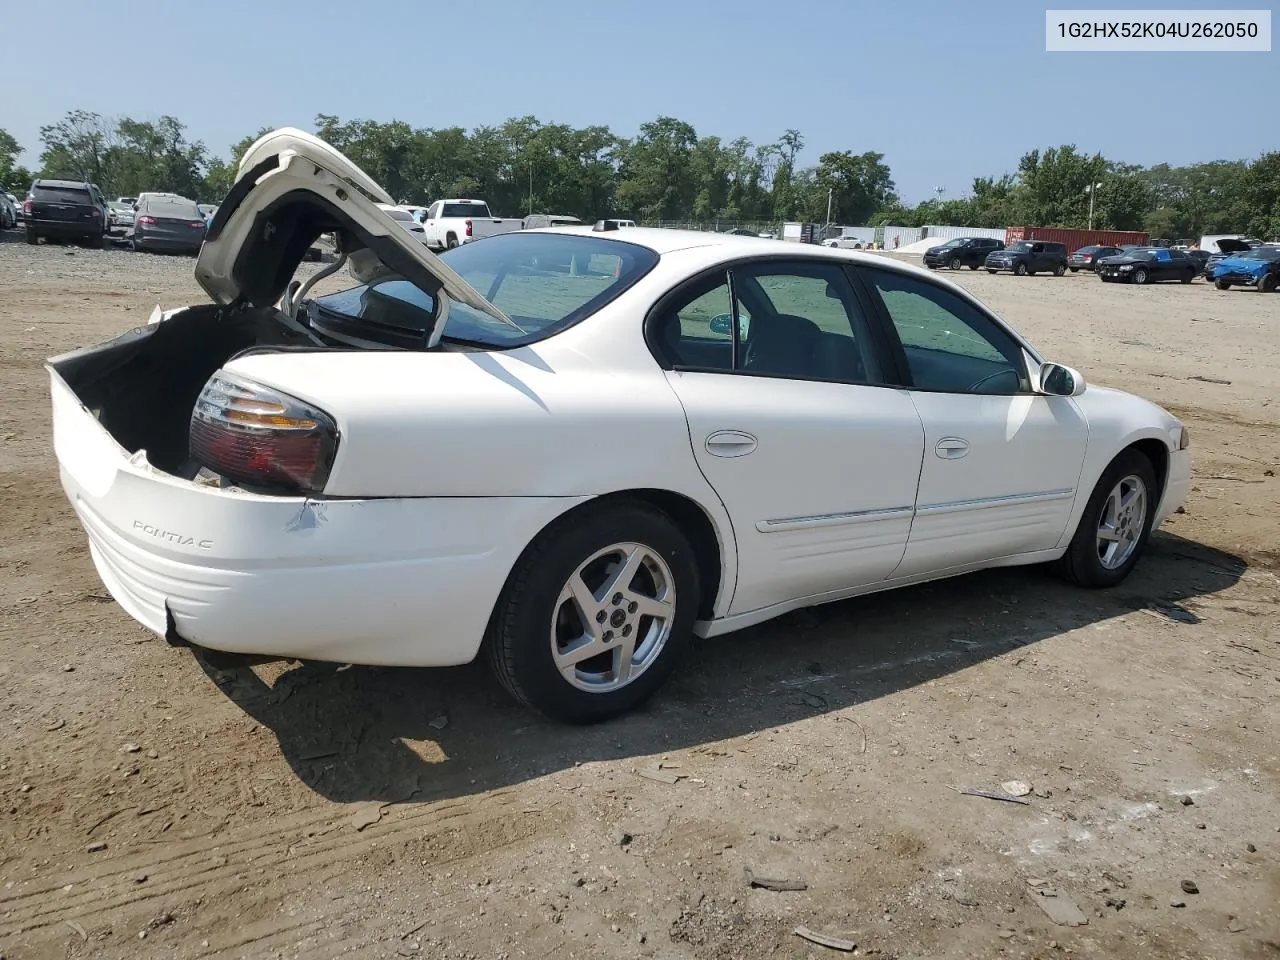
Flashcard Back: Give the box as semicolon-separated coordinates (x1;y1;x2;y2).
966;369;1017;393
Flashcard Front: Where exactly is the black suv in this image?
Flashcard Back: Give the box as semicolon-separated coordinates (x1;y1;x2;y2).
25;179;108;247
923;237;1005;270
985;240;1068;276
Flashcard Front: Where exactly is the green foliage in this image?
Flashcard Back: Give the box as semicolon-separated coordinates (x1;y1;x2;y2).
18;110;1280;239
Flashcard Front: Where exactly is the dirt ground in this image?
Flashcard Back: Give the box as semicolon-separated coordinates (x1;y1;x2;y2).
1;235;1277;960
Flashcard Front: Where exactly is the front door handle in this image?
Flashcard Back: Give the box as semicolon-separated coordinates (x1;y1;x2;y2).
705;430;757;458
935;437;969;460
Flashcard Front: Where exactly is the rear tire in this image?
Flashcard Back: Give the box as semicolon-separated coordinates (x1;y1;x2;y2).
968;264;978;270
485;499;700;724
446;233;459;249
1215;278;1230;290
1053;263;1066;277
1259;274;1277;293
1056;449;1158;588
1180;272;1192;283
987;269;997;275
1069;266;1079;272
26;226;38;245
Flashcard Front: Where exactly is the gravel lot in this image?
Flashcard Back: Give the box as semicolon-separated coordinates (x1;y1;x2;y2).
1;230;1277;960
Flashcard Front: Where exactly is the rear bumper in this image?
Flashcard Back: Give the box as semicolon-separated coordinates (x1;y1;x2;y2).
28;218;101;237
135;234;202;252
63;472;583;666
50;371;585;666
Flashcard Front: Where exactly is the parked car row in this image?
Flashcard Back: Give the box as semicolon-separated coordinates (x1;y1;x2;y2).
917;234;1276;292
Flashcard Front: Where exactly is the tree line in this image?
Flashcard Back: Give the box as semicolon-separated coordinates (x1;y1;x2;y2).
1;110;1276;240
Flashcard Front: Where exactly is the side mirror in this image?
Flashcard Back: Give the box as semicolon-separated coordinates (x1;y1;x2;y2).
1040;362;1086;397
708;314;733;336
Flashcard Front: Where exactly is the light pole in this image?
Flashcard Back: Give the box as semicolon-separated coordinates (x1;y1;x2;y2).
1085;181;1103;230
825;186;833;231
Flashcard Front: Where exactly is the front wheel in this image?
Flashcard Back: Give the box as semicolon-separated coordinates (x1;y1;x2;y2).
1014;262;1028;276
1259;274;1277;293
485;499;699;723
949;257;962;270
1214;278;1230;290
987;269;997;275
968;264;979;270
1056;449;1158;588
1180;272;1192;283
1069;266;1079;273
1131;268;1148;285
1053;263;1067;277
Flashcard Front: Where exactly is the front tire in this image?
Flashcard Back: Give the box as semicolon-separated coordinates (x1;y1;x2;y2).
949;256;962;270
485;499;700;723
1259;274;1277;293
987;269;997;275
1014;262;1028;276
1132;268;1148;285
968;264;979;270
1053;263;1067;277
1215;278;1230;290
1056;449;1158;588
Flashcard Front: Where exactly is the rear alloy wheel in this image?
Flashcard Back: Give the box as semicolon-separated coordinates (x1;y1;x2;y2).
949;256;962;270
485;500;699;723
1131;268;1149;285
1056;449;1157;588
1014;262;1028;276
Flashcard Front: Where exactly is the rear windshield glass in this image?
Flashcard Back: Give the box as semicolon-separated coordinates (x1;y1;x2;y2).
384;208;415;221
310;232;658;348
1240;247;1280;261
144;199;201;219
442;202;490;218
32;185;92;203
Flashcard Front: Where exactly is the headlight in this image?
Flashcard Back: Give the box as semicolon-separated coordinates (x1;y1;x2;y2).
1119;265;1133;272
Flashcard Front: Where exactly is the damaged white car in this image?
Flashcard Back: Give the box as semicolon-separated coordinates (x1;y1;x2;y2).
48;129;1191;723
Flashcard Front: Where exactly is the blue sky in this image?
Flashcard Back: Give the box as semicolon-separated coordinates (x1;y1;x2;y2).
6;0;1276;204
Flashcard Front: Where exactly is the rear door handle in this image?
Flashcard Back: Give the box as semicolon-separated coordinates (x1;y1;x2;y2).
935;437;969;459
705;430;757;458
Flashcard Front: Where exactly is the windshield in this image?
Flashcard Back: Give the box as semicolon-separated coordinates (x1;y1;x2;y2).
442;202;491;218
145;199;201;219
32;184;92;203
1238;247;1280;261
939;238;965;248
1008;241;1033;252
310;232;659;348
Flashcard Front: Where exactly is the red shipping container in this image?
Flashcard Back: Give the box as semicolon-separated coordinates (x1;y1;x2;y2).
1006;226;1148;253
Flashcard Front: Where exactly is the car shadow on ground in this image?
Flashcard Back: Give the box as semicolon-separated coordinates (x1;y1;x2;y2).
195;531;1246;805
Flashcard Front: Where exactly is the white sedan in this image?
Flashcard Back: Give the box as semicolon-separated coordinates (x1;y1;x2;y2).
48;129;1191;723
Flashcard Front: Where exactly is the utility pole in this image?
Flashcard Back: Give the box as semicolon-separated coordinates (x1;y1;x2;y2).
1085;181;1102;230
825;187;833;231
528;160;533;216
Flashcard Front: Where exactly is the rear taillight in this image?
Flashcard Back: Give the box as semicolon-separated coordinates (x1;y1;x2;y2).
189;373;338;494
136;215;157;225
22;200;32;215
465;218;473;238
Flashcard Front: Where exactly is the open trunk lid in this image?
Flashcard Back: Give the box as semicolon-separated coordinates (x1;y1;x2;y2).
196;127;512;342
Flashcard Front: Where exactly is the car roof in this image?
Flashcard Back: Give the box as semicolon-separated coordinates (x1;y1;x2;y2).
35;178;90;188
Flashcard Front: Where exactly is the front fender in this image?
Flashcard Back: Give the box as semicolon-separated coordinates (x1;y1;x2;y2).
1055;384;1185;548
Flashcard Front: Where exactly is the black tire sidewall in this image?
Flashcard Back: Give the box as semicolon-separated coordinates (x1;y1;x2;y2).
487;501;700;723
1063;450;1159;587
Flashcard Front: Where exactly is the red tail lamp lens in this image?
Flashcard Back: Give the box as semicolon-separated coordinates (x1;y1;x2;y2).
189;373;338;493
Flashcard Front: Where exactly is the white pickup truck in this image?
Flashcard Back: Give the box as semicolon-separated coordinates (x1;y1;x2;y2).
420;198;521;251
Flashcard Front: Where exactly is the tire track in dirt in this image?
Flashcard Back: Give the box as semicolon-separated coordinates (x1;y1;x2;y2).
0;787;539;938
